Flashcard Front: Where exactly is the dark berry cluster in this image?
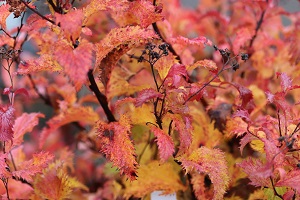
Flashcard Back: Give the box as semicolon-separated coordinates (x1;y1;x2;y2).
213;45;248;71
7;0;26;17
135;43;169;65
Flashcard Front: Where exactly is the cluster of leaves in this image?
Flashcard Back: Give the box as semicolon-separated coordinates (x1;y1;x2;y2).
0;0;300;199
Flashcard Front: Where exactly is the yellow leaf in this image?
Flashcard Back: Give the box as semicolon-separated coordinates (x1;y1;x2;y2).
250;139;265;153
124;161;186;198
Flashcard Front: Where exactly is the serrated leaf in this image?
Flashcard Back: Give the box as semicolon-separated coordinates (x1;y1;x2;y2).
33;161;88;199
110;0;163;28
276;170;300;193
17;54;63;74
40;104;99;148
55;9;83;41
96;115;138;180
13;112;44;148
187;59;218;72
237;158;272;187
177;147;229;200
12;151;54;182
169;36;212;47
0;105;15;142
54;39;95;90
150;127;175;162
124;161;186;198
233;28;253;54
171;115;193;152
135;88;163;107
0;4;11;30
96;26;158;86
95;26;159;66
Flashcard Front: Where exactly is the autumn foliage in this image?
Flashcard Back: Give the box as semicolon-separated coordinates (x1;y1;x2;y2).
0;0;300;199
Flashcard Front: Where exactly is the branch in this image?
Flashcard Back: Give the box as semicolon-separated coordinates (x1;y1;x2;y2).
249;10;266;49
87;69;116;123
20;0;56;25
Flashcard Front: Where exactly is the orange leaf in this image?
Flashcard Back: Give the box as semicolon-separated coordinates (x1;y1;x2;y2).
110;0;163;28
177;147;229;200
96;115;138;180
40;104;99;148
0;4;11;30
95;26;159;65
187;59;218;72
17;54;63;74
12;151;54;182
13;112;45;148
54;39;95;89
33;161;88;199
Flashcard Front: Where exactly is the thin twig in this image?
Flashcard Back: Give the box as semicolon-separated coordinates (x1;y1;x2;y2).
28;74;52;105
270;177;283;199
184;57;231;104
152;0;182;63
277;110;282;137
20;0;56;25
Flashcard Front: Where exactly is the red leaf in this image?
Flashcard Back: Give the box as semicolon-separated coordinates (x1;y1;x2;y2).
165;64;188;88
54;39;95;90
172;115;193;151
276;72;300;92
237;158;272;187
276;170;300;193
135;88;163;107
13;112;45;148
178;147;229;200
14;88;29;98
12;151;54;182
151;127;175;162
97;116;138;180
233;28;253;54
55;9;84;41
231;83;254;111
0;105;15;142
